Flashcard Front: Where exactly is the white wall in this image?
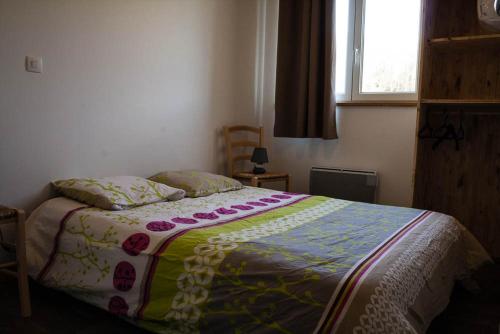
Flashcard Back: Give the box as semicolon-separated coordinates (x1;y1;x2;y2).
0;0;258;212
256;0;417;207
0;0;417;212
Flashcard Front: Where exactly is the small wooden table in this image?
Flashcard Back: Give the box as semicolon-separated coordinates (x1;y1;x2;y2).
0;206;31;317
233;172;291;192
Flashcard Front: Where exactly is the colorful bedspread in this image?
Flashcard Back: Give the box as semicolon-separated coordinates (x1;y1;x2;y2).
26;187;490;333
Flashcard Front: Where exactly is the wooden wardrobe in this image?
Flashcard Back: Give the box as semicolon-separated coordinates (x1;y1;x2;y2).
413;0;500;259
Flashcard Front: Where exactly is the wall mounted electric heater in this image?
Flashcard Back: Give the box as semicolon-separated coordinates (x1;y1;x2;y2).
310;167;378;203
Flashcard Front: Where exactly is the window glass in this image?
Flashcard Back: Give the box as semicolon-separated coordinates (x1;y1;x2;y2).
335;0;350;96
360;0;421;94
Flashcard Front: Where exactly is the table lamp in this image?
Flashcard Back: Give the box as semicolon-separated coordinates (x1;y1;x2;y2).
251;147;269;174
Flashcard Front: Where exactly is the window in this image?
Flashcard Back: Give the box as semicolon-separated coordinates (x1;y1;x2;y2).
335;0;422;101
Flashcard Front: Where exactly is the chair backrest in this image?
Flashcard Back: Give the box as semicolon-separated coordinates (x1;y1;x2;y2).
223;125;263;176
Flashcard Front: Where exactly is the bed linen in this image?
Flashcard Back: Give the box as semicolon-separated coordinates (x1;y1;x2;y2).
149;170;243;198
26;187;490;334
52;176;185;210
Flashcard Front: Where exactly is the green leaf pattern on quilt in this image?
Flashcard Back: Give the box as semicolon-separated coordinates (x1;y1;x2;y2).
45;213;119;292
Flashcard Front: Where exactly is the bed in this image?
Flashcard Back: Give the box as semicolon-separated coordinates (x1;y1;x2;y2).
26;186;490;333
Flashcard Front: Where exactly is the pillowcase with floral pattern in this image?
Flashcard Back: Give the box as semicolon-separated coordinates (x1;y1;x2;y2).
52;176;185;210
149;170;243;198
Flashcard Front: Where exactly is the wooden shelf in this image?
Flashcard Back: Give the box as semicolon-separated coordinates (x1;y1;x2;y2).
428;34;500;50
415;0;500;259
421;99;500;106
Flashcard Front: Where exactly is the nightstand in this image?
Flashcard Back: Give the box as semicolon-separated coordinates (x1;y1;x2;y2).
233;172;291;192
0;206;31;317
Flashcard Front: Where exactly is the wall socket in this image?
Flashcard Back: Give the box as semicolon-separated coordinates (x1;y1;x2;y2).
25;56;43;73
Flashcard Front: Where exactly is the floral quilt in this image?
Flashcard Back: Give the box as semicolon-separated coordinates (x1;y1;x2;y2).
26;187;490;333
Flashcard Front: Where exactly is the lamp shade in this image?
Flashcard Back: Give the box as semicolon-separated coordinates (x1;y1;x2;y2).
251;147;269;164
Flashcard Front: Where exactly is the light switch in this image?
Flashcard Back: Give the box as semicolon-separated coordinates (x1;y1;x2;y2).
25;56;43;73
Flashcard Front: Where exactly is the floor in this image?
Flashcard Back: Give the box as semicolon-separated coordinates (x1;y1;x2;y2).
0;264;499;334
427;263;500;334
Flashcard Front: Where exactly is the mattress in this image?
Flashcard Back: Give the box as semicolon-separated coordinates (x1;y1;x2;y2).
25;187;491;333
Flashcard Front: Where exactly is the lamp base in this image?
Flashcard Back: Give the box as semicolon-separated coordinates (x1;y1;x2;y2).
252;166;266;174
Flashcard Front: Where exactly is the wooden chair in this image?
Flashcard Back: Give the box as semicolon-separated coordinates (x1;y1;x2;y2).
0;206;31;317
223;125;291;191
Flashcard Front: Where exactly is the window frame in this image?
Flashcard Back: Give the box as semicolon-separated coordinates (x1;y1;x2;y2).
335;0;356;102
337;0;422;102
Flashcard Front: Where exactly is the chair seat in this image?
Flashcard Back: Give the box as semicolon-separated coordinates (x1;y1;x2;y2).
0;206;17;220
233;171;289;180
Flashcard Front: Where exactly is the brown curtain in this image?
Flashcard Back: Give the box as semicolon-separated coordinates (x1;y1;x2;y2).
274;0;337;139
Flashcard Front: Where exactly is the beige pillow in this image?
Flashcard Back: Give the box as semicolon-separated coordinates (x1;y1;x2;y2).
52;176;185;210
149;170;243;198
